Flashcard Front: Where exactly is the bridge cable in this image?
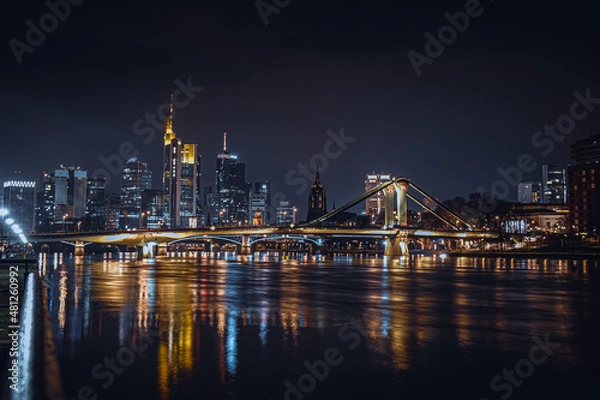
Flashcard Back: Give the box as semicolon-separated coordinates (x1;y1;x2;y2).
408;182;473;229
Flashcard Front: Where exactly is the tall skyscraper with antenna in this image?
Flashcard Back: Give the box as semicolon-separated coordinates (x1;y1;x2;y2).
162;95;201;228
215;133;248;225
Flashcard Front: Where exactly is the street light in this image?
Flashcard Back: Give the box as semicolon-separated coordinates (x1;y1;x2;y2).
63;214;69;232
0;208;7;254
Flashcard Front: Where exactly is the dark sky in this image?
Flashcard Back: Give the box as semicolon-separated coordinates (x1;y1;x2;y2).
2;0;600;215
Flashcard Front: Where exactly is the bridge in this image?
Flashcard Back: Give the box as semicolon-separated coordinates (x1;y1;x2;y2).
28;178;499;259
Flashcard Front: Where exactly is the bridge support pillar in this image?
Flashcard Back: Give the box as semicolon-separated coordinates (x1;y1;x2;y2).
240;235;252;255
74;241;85;257
157;244;168;257
395;180;409;227
142;243;156;259
384;233;409;258
384;186;396;228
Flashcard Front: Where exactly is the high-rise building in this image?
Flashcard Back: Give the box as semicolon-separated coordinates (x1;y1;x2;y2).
105;193;121;230
276;200;296;226
365;173;392;220
541;164;566;204
517;181;541;204
85;177;107;231
215;133;248;225
568;134;600;233
141;189;164;228
54;166;87;222
250;182;271;226
203;185;220;226
3;180;36;232
120;158;152;229
306;170;327;222
35;171;55;233
162;96;201;228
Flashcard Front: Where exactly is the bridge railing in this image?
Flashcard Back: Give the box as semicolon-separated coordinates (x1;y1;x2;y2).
3;272;64;400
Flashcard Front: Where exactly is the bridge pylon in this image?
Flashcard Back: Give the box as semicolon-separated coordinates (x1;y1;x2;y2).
74;241;85;257
240;235;252;255
157;244;168;257
384;179;409;228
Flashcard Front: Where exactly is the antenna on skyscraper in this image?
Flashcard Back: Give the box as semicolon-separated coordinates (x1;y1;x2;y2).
223;132;227;151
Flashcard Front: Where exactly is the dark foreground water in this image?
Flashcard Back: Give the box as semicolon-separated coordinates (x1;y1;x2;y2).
42;254;600;400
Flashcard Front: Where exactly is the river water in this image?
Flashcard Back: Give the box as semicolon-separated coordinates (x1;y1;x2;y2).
42;253;600;400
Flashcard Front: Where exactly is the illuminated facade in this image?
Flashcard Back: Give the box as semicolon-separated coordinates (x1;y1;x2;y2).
276;200;296;226
120;159;152;229
365;173;392;221
3;180;36;232
162;96;202;228
306;170;327;222
215;133;248;225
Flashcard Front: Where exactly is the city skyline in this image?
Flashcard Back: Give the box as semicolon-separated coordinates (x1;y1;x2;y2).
4;1;600;211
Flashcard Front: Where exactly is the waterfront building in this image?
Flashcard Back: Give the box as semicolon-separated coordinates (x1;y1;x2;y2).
568;134;600;233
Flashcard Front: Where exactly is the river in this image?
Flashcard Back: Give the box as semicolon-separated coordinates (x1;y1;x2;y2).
42;253;600;400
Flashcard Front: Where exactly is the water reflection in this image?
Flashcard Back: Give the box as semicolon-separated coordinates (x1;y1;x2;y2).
42;254;600;400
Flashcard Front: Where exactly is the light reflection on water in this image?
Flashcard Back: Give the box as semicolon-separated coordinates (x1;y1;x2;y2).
42;254;600;400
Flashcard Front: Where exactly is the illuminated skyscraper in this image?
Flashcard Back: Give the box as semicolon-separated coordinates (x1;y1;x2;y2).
54;166;87;222
215;133;248;225
306;170;327;222
85;177;107;231
3;180;36;232
35;171;55;232
120;159;152;229
162;95;201;228
541;164;566;204
365;173;392;221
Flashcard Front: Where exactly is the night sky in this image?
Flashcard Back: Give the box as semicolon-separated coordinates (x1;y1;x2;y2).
2;0;600;215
